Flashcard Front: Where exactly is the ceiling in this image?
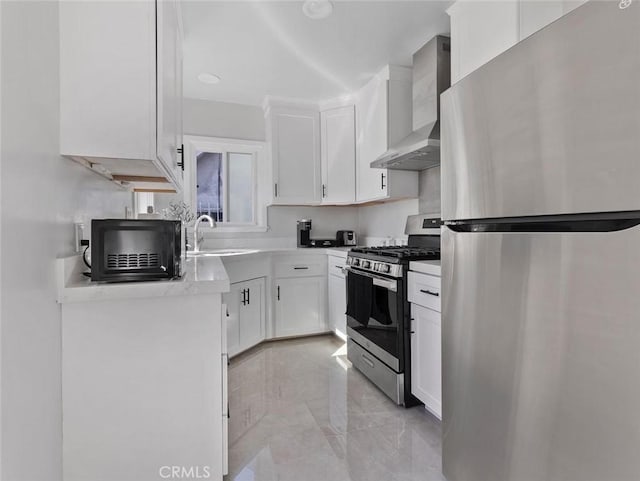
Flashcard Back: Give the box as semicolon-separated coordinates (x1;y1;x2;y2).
181;1;451;106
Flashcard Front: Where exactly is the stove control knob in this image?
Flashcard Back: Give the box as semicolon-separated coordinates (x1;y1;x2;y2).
353;258;360;266
381;264;390;274
362;261;371;269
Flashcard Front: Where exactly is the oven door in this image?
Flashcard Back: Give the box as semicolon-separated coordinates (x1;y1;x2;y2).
345;267;401;372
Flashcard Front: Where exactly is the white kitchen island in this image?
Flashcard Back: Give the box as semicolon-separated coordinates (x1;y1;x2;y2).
57;255;230;481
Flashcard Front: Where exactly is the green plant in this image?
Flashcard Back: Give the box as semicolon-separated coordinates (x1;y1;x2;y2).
163;202;196;226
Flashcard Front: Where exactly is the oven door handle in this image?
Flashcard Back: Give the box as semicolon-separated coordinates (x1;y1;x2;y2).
344;266;397;292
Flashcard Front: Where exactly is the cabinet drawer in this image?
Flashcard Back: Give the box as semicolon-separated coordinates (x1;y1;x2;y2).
273;255;326;278
327;255;347;278
408;271;441;312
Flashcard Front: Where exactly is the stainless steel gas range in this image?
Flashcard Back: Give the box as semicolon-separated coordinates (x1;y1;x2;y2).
345;214;440;406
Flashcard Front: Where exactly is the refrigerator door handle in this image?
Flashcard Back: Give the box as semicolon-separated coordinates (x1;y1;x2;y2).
445;211;640;233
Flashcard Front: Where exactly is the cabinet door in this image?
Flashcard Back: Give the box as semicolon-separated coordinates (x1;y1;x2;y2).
275;277;327;337
59;0;156;161
222;284;242;357
271;108;321;204
328;274;347;340
321;106;356;204
356;76;389;202
519;1;564;40
156;0;183;186
410;304;442;419
448;1;519;83
239;278;265;351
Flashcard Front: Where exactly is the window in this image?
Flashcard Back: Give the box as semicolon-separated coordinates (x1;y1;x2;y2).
184;136;268;232
195;151;254;223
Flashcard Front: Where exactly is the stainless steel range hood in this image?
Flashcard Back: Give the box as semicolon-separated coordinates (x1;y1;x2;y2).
371;35;450;171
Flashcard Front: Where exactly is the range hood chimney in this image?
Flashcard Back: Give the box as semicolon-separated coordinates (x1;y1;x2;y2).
371;35;450;171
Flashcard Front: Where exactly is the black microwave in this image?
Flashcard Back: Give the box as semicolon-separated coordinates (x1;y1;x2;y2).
90;219;182;282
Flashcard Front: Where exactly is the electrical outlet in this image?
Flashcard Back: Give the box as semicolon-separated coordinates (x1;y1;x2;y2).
125;207;133;219
74;223;85;253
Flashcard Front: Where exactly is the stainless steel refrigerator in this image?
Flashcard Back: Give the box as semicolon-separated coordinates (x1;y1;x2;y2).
440;2;640;481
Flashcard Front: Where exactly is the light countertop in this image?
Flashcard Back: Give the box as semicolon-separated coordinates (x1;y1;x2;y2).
56;247;353;303
217;246;352;260
57;255;230;304
409;260;441;277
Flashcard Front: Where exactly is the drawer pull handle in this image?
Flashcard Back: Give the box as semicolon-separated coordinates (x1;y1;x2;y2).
420;289;439;297
294;266;309;270
361;354;375;368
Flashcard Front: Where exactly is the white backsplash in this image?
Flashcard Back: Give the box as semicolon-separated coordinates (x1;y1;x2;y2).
202;236;297;250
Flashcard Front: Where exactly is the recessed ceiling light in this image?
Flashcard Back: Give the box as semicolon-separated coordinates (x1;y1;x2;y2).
302;0;333;20
197;73;221;85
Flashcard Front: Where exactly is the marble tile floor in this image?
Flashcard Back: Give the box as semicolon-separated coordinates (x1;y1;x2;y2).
227;335;446;481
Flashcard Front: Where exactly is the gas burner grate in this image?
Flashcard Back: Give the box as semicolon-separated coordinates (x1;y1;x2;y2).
351;246;440;260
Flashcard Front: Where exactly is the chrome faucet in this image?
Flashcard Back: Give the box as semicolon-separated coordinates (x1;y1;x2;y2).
193;215;215;252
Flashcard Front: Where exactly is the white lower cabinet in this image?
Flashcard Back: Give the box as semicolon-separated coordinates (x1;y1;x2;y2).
411;303;442;419
327;255;347;339
221;303;229;476
61;294;224;481
223;278;265;358
275;276;327;338
409;268;442;419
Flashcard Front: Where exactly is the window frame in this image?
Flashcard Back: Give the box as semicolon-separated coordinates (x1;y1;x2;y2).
183;135;268;233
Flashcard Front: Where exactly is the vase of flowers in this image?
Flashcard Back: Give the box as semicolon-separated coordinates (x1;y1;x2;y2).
163;201;196;259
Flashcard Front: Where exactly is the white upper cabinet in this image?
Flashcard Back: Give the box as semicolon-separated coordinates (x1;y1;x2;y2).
519;1;564;40
355;67;419;203
266;103;321;205
321;105;356;204
448;0;589;84
60;0;183;192
157;0;184;187
520;1;587;39
447;1;520;83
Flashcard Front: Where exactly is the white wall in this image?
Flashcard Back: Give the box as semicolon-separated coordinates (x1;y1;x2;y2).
357;198;419;243
184;98;266;141
1;2;132;479
419;166;441;216
201;205;360;249
355;167;441;244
